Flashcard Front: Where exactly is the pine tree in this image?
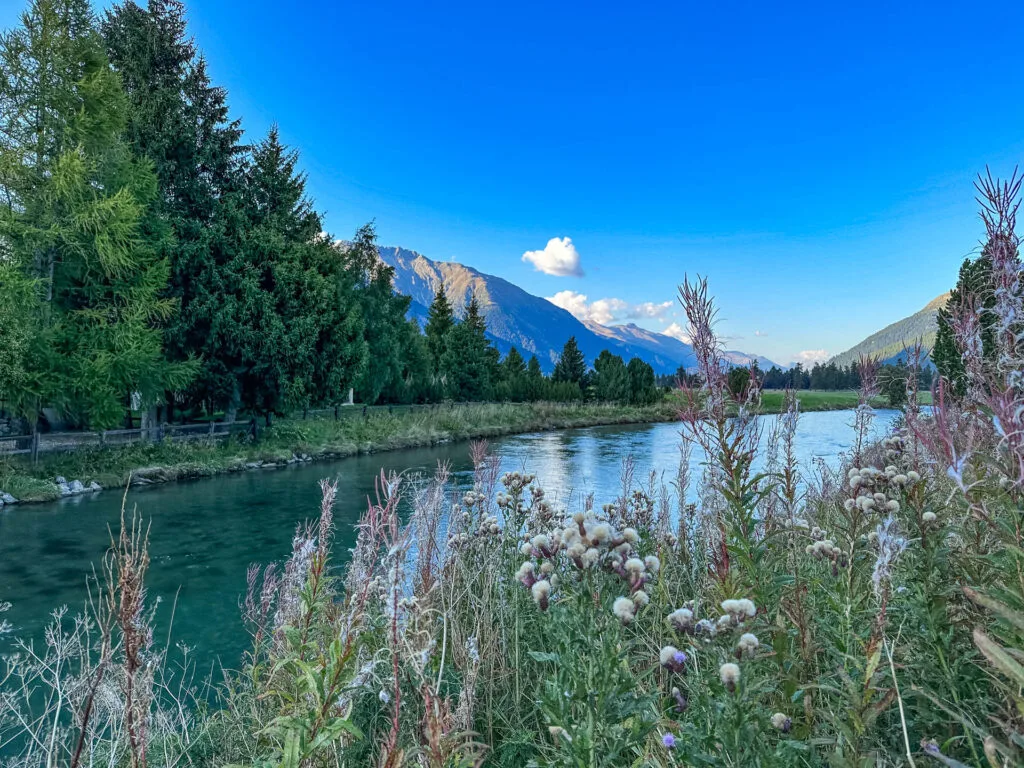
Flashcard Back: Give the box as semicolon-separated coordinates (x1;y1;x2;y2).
0;0;192;427
627;357;658;405
526;355;544;400
424;284;454;375
553;336;587;386
503;347;527;378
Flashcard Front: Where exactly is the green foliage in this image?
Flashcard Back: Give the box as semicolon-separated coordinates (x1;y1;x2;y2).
553;337;586;387
425;284;455;376
934;254;997;395
0;0;193;428
593;350;629;403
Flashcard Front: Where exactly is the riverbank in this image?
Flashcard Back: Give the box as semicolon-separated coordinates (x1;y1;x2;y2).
0;391;922;506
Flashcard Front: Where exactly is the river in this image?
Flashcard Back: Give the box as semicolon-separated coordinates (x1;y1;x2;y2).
0;408;900;670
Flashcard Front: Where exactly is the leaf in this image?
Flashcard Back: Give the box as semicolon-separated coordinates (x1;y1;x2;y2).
528;651;560;663
964;586;1024;633
974;628;1024;688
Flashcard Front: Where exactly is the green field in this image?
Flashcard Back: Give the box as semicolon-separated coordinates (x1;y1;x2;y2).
760;388;931;413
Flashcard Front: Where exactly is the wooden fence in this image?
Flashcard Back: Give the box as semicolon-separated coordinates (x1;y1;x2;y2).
0;420;255;460
0;401;515;462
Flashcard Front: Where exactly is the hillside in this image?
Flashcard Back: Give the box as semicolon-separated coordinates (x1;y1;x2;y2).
829;293;948;367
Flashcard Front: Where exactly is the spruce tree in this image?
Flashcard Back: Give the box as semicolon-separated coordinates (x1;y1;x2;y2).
442;294;494;401
553;336;587;386
626;358;658;404
933;253;997;395
0;0;192;427
503;347;527;378
348;222;412;404
593;350;629;402
424;284;454;375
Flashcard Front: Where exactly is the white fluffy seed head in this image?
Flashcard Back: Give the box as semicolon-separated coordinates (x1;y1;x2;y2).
720;662;740;686
613;596;636;623
923;511;937;523
668;607;694;631
531;580;550;603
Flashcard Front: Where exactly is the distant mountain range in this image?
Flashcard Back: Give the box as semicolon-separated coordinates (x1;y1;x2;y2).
829;293;949;367
376;246;781;374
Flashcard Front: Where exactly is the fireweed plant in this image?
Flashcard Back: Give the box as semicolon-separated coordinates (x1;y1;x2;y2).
4;173;1024;766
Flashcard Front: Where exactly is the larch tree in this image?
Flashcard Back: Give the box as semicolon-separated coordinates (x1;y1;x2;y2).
0;0;191;428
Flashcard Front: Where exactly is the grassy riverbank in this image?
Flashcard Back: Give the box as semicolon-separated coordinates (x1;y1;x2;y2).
0;400;678;504
0;391;929;505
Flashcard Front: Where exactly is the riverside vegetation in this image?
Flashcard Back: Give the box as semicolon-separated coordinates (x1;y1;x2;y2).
2;170;1024;767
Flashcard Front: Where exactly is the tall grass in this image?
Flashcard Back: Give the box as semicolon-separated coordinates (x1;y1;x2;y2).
3;175;1024;766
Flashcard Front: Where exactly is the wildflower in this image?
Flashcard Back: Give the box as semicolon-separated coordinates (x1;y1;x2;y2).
632;590;650;607
531;534;551;553
668;607;695;632
540;560;554;575
572;511;585;524
519;542;533;556
893;474;908;485
624;557;646;575
720;662;740;692
580;547;600;568
622;527;639;544
660;645;688;672
771;712;792;732
843;498;855;511
613;596;636;623
907;470;921;483
671;686;688;712
644;555;661;575
662;732;676;749
922;511;937;523
885;500;900;512
737;632;759;657
721;598;756;619
531;580;551;610
516;561;536;587
694;618;717;637
591;523;612;544
379;690;390;704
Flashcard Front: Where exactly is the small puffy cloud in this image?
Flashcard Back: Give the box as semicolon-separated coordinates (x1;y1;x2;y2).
547;291;672;326
754;330;767;337
662;322;692;345
522;237;584;277
794;349;829;364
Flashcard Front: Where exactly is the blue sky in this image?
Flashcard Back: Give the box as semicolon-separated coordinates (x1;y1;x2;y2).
6;0;1024;365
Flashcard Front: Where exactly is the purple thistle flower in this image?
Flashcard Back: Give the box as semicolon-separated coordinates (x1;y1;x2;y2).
663;733;676;749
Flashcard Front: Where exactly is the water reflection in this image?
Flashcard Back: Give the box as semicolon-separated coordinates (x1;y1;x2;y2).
0;408;900;667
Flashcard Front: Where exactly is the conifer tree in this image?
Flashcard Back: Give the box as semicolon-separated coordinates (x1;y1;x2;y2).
933;253;997;396
0;0;191;427
442;294;494;401
102;0;244;414
626;357;658;405
348;222;412;404
553;336;587;386
424;284;454;375
593;350;629;402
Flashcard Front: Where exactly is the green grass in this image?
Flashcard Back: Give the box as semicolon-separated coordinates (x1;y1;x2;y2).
0;401;679;504
759;389;932;412
1;392;925;505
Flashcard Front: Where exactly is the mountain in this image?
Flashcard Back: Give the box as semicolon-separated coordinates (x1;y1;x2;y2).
829;293;949;367
376;246;695;373
376;245;780;374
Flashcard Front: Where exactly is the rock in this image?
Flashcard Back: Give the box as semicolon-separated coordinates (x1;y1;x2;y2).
55;476;67;484
88;481;102;492
245;461;262;469
58;482;72;497
0;492;16;505
69;480;85;494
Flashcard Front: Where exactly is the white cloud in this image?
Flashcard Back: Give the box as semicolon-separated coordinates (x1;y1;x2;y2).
662;322;692;345
754;330;767;337
794;349;829;364
547;291;672;326
522;237;584;277
629;301;673;319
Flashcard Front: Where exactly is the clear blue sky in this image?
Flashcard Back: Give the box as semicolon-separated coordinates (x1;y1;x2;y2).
6;0;1024;365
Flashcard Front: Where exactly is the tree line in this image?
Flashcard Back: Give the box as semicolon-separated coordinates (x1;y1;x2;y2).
0;0;659;432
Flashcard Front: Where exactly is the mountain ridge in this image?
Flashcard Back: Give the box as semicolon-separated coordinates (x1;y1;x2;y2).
829;293;949;367
375;246;781;374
